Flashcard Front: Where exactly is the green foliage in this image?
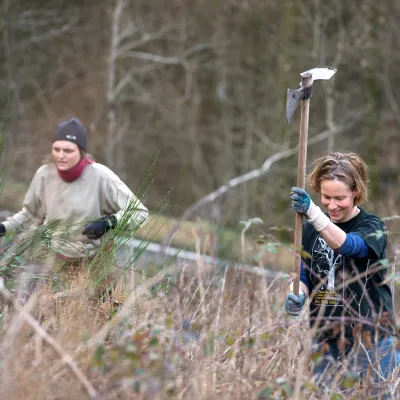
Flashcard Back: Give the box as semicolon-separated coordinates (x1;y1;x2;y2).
329;393;344;400
342;371;360;390
257;387;273;399
150;273;177;297
216;227;240;260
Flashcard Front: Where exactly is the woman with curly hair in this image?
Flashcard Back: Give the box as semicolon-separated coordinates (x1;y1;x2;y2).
285;152;399;395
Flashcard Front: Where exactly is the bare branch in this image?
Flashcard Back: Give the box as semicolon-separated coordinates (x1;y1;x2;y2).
325;6;345;152
117;21;138;43
109;115;130;147
115;56;193;103
13;18;79;51
159;109;367;247
383;36;400;129
250;123;284;152
119;50;180;65
181;43;214;58
383;76;400;127
181;61;194;102
116;26;173;57
113;69;136;98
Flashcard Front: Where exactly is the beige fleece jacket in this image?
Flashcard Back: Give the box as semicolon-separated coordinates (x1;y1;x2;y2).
3;162;149;259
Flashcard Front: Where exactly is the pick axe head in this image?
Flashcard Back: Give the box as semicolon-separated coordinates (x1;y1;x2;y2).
286;67;337;123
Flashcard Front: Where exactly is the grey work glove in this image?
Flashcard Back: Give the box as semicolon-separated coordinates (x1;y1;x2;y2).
290;187;312;215
285;291;306;316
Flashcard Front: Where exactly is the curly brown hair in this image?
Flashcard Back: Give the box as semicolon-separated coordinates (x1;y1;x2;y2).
306;152;369;205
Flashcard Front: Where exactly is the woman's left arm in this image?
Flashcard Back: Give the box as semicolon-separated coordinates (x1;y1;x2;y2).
319;224;370;258
318;222;346;249
105;175;149;230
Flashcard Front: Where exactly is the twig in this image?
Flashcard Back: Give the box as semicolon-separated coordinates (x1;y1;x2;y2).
359;342;386;382
213;265;228;392
192;228;208;320
0;278;98;399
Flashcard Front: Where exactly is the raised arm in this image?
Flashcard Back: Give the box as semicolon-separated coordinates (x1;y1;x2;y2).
290;187;369;257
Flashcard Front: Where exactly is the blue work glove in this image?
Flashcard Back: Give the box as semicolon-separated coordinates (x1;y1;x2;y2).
285;291;306;316
290;187;311;215
82;215;117;240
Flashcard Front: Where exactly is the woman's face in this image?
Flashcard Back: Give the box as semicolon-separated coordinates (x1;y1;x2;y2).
52;140;81;171
320;179;358;223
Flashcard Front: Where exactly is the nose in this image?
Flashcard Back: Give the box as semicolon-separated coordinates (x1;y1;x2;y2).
327;201;337;210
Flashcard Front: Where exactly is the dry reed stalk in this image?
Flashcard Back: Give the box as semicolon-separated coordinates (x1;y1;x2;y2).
212;265;228;392
192;227;208;320
0;278;98;399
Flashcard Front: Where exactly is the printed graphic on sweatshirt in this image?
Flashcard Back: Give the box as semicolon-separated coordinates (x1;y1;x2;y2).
311;235;344;306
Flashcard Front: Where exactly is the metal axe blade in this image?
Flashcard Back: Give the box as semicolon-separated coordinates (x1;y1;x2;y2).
286;88;304;124
286;66;337;124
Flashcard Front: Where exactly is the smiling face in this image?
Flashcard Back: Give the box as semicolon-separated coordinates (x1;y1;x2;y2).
320;179;359;223
52;140;81;171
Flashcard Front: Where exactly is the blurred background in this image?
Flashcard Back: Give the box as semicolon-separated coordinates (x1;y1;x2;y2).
0;0;399;264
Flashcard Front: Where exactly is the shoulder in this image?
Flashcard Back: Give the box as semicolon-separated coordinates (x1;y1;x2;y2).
32;164;56;180
353;209;387;256
87;163;120;180
86;163;129;189
355;208;385;231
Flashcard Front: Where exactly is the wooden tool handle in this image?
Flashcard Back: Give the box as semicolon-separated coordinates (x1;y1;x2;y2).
292;74;312;297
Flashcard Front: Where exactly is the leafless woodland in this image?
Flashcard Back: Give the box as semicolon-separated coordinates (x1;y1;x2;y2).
1;1;399;226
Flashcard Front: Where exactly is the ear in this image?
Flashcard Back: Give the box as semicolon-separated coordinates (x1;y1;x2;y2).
353;190;359;204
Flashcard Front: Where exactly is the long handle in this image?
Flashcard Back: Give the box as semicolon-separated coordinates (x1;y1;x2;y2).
292;74;312;296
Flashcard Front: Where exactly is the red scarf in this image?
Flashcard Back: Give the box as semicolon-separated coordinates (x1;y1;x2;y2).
57;157;94;182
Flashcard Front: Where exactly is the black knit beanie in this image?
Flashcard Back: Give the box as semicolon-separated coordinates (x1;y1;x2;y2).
53;118;87;151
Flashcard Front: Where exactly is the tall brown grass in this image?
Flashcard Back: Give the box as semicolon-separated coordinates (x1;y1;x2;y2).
0;234;398;400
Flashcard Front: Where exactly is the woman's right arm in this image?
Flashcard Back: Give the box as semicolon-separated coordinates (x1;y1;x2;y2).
1;169;45;233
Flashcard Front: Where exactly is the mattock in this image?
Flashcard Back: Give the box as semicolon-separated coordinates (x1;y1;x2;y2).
286;67;337;296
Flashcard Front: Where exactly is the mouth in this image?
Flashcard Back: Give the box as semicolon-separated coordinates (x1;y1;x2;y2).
328;210;341;218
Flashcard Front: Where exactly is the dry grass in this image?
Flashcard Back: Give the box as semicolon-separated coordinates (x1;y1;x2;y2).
0;254;397;400
0;227;398;400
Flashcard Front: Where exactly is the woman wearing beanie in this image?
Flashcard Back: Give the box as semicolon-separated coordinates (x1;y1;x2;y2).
0;117;149;303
